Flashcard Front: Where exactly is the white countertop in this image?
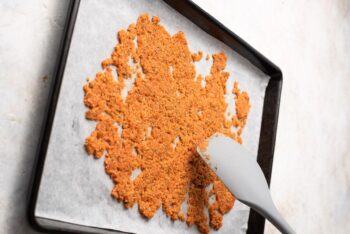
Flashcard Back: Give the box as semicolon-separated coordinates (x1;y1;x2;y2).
0;0;349;233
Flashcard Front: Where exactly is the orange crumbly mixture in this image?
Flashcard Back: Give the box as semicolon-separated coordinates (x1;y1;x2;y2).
83;14;250;234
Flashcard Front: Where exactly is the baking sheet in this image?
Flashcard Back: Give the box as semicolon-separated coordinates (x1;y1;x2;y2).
35;0;270;233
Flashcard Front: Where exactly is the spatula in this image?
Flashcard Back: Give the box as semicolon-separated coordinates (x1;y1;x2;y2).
197;134;295;234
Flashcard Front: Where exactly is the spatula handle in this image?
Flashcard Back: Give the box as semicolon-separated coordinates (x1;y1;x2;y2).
245;200;296;234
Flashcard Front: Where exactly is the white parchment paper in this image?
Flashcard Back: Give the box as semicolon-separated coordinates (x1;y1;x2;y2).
35;0;269;233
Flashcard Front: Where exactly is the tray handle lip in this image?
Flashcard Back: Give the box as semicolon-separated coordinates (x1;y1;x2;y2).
27;0;81;233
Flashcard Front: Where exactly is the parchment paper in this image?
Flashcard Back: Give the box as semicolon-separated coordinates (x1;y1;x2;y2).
35;0;270;233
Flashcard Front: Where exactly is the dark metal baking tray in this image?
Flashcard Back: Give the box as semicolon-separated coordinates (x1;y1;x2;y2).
27;0;282;233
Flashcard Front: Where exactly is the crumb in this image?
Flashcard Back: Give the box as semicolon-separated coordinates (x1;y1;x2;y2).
178;213;185;221
192;51;203;62
42;75;48;82
101;58;113;69
206;54;210;60
198;138;209;152
152;16;160;24
83;14;250;234
232;82;250;129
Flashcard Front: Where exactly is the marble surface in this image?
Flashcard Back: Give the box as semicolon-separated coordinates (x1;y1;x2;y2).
0;0;349;233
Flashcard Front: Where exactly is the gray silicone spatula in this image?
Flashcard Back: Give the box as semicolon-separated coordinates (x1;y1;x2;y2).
197;134;295;234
